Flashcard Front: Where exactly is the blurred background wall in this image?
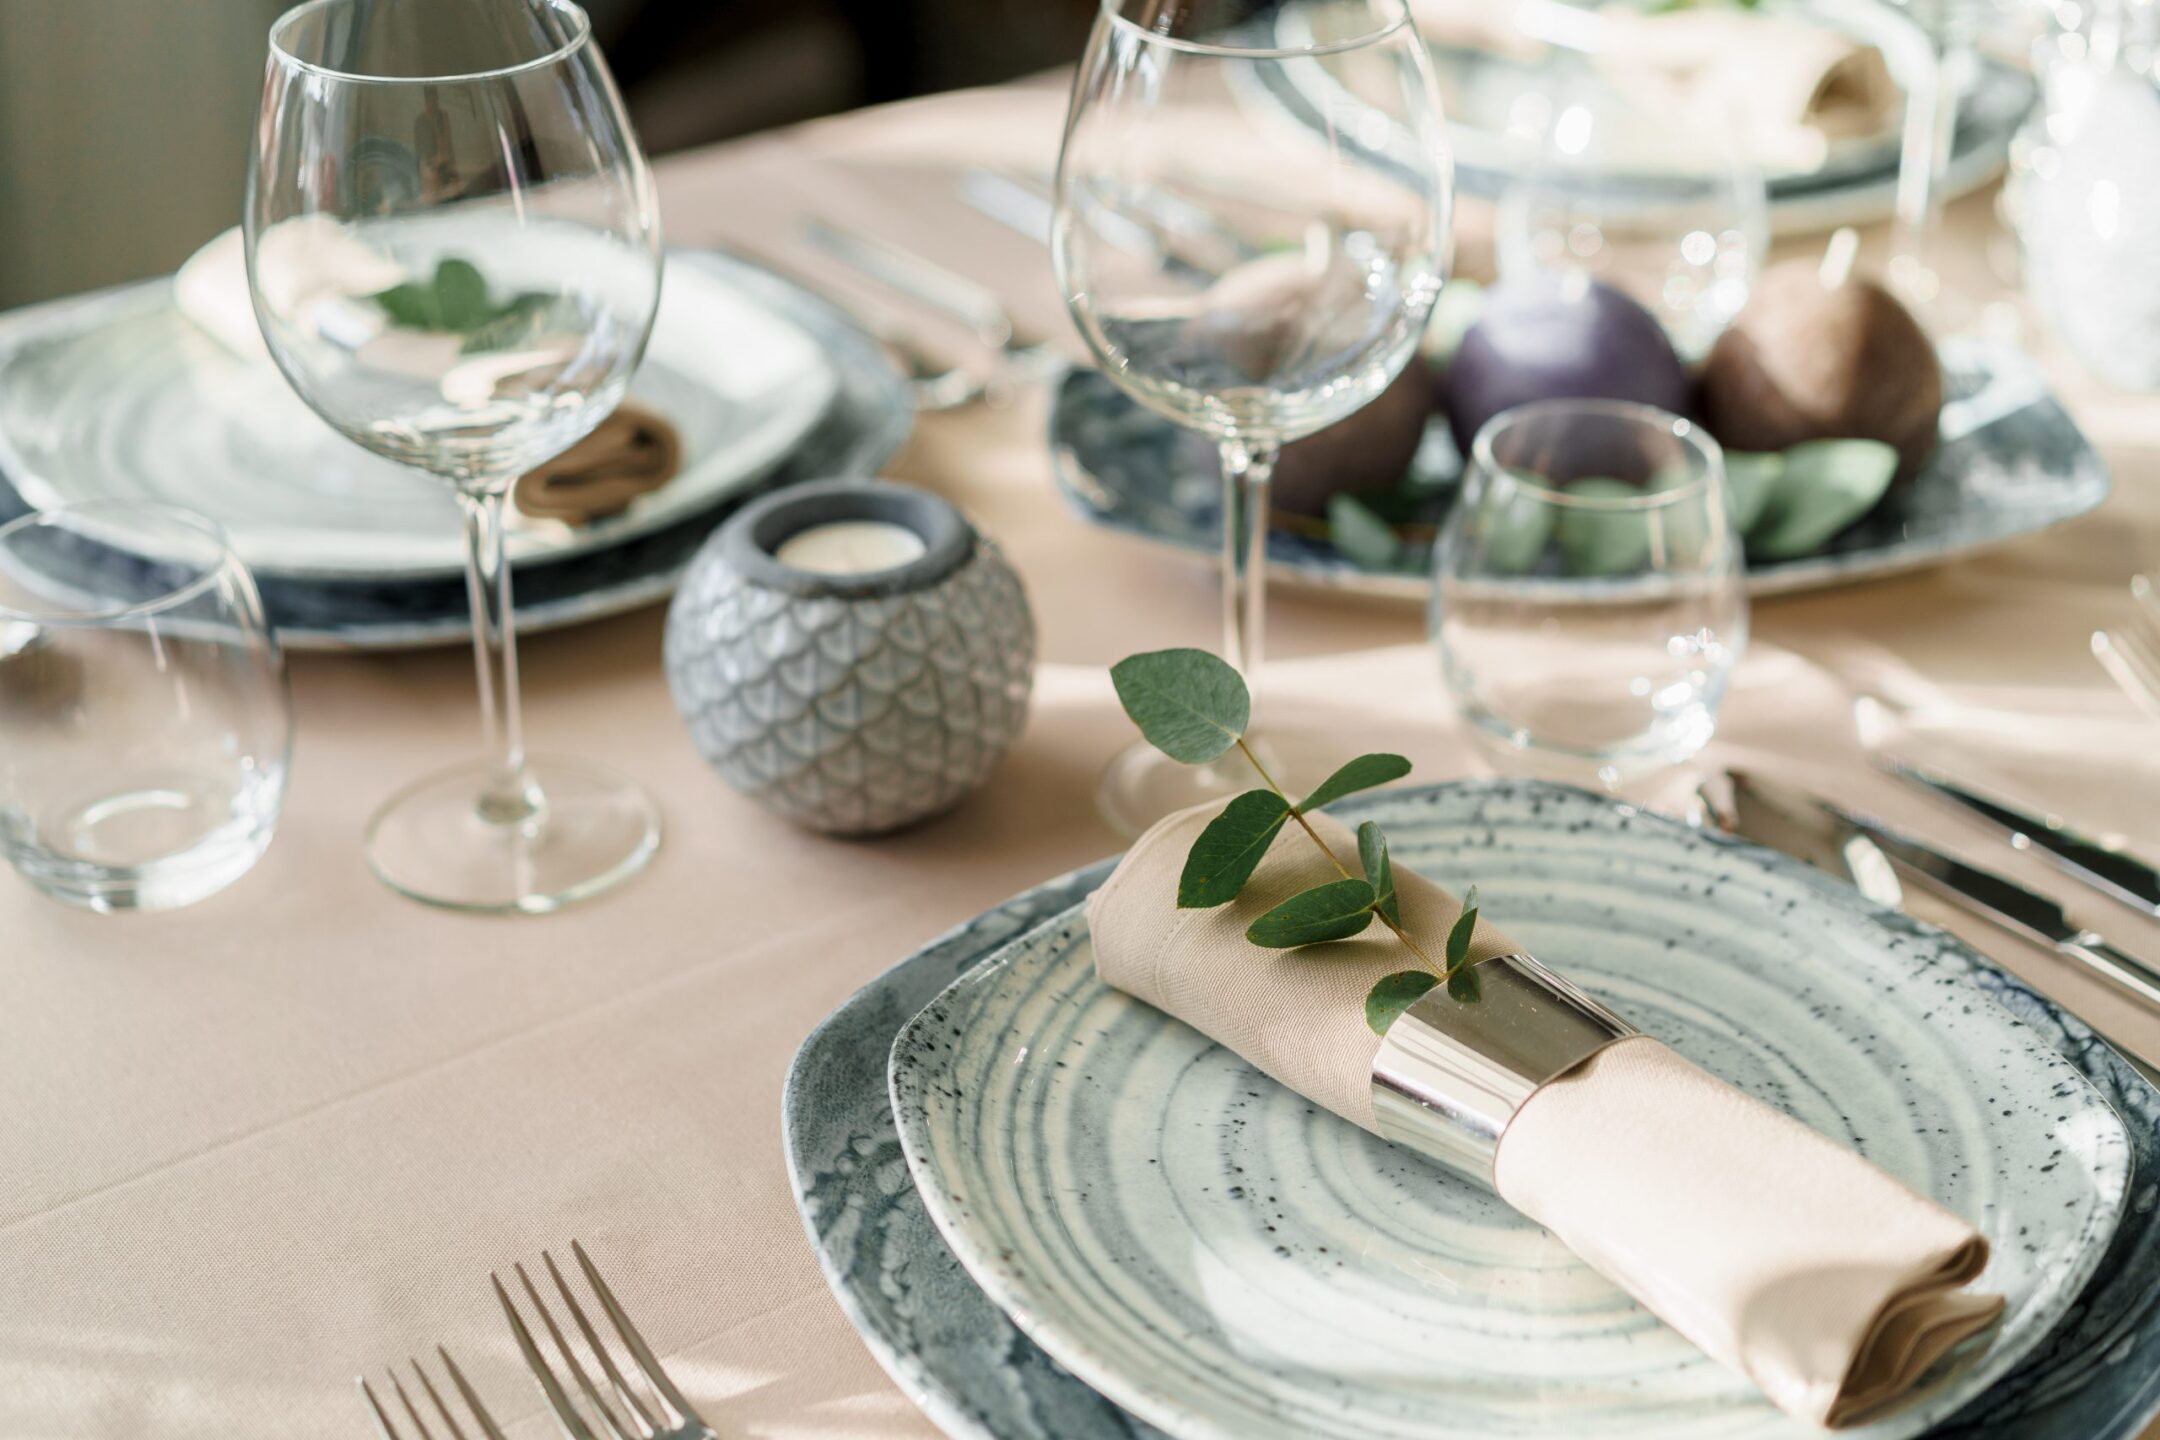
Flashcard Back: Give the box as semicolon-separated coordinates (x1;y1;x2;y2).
0;0;1096;309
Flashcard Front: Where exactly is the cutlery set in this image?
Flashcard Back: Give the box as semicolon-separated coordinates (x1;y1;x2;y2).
1712;737;2160;1068
359;1243;713;1440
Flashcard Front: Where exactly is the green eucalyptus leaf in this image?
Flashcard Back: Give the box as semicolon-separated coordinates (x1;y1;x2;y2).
1722;451;1784;533
1300;752;1412;812
1364;969;1440;1034
432;258;492;331
1446;963;1484;1002
1328;494;1403;571
371;281;440;330
1178;790;1291;908
1444;884;1481;970
1555;477;1652;577
1747;438;1898;560
1110;648;1250;764
1481;474;1559;574
1246;878;1377;948
1357;821;1401;926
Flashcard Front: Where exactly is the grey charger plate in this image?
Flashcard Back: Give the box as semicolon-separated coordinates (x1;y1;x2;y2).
0;250;912;651
784;779;2160;1440
1051;338;2108;602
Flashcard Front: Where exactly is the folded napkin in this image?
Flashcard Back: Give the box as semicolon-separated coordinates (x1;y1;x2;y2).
1408;0;1898;175
1088;804;2003;1429
511;404;683;525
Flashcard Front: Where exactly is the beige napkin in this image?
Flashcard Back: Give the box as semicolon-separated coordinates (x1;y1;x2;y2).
1089;804;2004;1428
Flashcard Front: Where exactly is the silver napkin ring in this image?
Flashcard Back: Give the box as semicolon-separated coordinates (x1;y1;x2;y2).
1371;953;1636;1187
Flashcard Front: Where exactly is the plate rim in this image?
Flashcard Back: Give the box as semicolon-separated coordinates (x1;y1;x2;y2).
882;779;2137;1440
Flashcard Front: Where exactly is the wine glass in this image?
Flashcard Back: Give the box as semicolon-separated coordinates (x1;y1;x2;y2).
1053;0;1451;838
1494;81;1767;361
247;0;663;913
1430;400;1747;787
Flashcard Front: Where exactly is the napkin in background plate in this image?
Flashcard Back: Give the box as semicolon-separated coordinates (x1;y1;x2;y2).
1089;803;2004;1429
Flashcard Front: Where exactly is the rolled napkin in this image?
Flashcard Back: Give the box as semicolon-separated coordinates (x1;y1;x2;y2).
1088;803;2003;1429
511;403;683;525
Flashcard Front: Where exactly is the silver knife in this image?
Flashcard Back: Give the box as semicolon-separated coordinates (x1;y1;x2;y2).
1721;772;2160;1019
1876;755;2160;919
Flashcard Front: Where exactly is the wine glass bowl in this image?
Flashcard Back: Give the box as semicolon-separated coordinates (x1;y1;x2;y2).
1053;0;1451;835
246;0;663;912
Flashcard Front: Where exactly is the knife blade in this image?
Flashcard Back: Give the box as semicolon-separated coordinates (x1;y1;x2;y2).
1723;772;2160;1017
1876;755;2160;919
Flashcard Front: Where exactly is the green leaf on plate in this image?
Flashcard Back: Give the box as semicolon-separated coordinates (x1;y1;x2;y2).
1328;494;1403;571
432;258;492;332
1444;883;1481;971
1357;821;1400;926
1110;648;1250;764
1364;969;1440;1034
1446;962;1484;1002
1481;475;1558;574
1300;752;1412;812
1722;451;1784;533
1178;790;1291;908
1747;438;1898;560
1555;477;1652;577
1246;878;1377;948
371;280;441;331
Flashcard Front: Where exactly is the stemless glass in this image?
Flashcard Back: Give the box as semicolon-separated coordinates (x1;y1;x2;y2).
1430;401;1747;785
0;503;291;913
246;0;663;913
1053;0;1451;836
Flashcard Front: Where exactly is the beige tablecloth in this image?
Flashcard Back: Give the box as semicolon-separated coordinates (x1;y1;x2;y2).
4;85;2159;1440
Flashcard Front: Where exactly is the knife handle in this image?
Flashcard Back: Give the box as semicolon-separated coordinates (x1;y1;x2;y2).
2059;932;2160;1013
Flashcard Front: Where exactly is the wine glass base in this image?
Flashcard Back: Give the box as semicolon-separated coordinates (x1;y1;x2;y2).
365;755;660;915
1095;730;1322;841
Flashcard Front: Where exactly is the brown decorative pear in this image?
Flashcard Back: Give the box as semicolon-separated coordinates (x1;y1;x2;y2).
1271;365;1434;517
1697;260;1942;480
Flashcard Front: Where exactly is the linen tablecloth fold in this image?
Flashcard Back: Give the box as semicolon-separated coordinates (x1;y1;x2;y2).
1088;803;2003;1428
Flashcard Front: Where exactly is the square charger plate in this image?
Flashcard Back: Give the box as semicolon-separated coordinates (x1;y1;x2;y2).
785;780;2160;1440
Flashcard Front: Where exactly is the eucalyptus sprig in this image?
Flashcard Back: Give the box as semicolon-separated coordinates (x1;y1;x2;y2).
1110;647;1488;1033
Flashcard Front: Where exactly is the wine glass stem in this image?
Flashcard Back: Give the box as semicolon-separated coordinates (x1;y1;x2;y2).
1892;38;1971;302
1218;437;1277;696
456;488;542;827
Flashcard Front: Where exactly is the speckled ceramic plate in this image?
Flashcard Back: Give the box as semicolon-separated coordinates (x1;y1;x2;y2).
0;251;911;650
881;782;2135;1440
1052;338;2107;602
1251;0;2032;234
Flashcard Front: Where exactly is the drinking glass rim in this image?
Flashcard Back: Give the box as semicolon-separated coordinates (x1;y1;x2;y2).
0;501;238;627
1101;0;1412;59
267;0;593;86
1470;399;1724;511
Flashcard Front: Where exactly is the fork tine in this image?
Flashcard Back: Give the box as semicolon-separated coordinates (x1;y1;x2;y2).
493;1271;602;1440
571;1240;698;1425
437;1347;511;1440
544;1250;661;1436
359;1377;406;1440
515;1262;640;1440
409;1358;471;1440
2095;630;2160;725
389;1371;440;1440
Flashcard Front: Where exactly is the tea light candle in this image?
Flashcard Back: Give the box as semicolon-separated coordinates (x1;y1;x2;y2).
773;519;927;576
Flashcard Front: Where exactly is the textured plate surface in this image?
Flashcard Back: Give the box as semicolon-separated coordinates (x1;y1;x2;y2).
0;254;836;579
884;782;2132;1440
0;251;912;650
1052;339;2108;602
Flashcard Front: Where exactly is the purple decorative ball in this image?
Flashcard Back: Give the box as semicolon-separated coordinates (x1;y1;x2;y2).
1442;276;1689;456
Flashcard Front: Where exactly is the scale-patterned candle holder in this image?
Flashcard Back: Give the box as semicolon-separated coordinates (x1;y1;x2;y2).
664;479;1035;835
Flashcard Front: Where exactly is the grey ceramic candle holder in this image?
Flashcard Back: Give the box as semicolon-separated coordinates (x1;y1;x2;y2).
663;479;1035;835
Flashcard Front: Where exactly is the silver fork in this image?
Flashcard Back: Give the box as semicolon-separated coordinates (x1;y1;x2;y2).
357;1348;508;1440
494;1241;714;1440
